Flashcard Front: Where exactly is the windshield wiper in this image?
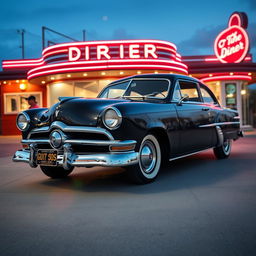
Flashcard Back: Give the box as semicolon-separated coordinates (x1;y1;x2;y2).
112;92;165;100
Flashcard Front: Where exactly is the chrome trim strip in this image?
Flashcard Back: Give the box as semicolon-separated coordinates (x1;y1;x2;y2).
28;121;114;140
21;138;136;147
199;122;240;128
233;116;240;120
169;147;212;161
22;139;50;144
65;139;136;146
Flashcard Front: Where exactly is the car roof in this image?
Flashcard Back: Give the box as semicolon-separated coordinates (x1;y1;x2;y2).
108;73;201;85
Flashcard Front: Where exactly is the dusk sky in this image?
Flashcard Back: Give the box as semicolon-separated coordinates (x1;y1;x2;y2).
0;0;256;66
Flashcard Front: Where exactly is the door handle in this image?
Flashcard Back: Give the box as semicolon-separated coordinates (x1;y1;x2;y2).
202;107;210;111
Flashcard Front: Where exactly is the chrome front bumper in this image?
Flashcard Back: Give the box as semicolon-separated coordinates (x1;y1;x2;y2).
13;143;139;169
13;121;139;169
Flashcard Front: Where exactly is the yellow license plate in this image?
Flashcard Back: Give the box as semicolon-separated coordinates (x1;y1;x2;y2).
36;149;58;166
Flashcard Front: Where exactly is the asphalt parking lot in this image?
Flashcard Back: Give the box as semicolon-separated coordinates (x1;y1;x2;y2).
0;134;256;256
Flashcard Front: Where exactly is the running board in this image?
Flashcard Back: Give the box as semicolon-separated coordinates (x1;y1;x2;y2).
169;147;212;162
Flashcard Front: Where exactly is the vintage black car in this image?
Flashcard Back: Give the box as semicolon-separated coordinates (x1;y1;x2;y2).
13;74;243;184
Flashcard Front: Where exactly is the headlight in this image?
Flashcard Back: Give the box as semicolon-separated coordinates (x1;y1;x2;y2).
103;107;122;130
16;112;30;131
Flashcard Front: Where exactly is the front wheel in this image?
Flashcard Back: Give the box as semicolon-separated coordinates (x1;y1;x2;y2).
40;166;74;179
213;139;232;159
126;134;161;184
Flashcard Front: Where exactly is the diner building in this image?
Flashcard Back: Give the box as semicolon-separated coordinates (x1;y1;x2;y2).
0;12;256;135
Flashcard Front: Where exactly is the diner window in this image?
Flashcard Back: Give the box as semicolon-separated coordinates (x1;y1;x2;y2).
200;87;217;104
99;81;130;98
48;80;113;106
4;92;42;114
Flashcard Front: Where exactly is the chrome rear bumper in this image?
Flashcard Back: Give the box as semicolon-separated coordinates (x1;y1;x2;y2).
13;144;139;169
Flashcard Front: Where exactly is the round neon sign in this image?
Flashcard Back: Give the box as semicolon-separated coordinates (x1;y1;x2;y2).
214;12;249;63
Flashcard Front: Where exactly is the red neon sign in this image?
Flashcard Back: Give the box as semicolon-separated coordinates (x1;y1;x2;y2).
2;40;188;80
201;73;252;83
2;40;188;79
68;44;158;61
214;12;249;63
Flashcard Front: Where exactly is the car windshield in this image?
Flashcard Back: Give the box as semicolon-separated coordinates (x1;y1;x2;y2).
98;79;170;99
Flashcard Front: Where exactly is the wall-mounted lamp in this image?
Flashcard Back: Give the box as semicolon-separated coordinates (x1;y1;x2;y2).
19;83;27;90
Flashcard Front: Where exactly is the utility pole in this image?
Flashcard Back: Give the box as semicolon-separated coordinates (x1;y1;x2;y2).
17;29;25;59
83;30;86;41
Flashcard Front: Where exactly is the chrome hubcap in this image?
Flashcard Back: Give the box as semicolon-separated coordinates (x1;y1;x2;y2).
140;141;156;174
223;140;231;154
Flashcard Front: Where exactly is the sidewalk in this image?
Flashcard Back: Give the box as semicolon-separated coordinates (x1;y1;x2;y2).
244;130;256;136
0;136;21;144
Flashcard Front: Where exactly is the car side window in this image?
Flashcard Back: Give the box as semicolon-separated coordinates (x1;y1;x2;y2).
174;80;201;102
200;86;218;104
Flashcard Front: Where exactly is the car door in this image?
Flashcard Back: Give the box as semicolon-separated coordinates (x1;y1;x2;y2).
173;79;214;155
199;83;222;147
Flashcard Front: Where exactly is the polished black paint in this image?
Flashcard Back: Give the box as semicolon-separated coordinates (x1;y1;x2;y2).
20;74;241;158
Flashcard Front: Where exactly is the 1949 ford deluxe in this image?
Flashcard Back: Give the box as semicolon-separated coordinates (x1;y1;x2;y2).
13;74;243;184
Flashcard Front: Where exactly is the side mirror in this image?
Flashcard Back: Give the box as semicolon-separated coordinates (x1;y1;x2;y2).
177;95;189;106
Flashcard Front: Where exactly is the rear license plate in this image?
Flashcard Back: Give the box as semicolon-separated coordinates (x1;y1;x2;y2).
36;149;58;166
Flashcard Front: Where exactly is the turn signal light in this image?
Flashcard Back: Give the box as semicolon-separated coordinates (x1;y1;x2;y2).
22;144;29;149
109;145;135;152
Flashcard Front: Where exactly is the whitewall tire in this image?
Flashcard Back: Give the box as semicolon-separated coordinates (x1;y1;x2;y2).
126;134;161;184
213;139;232;159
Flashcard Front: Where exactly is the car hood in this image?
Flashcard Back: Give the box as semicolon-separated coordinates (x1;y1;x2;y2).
54;98;129;126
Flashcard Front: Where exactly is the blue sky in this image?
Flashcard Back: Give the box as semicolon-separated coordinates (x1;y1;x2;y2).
0;0;255;65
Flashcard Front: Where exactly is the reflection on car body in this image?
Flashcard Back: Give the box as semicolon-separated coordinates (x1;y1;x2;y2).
13;74;243;184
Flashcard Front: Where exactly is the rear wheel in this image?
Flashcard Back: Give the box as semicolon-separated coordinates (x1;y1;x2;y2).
40;166;74;179
126;134;161;184
213;139;232;159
